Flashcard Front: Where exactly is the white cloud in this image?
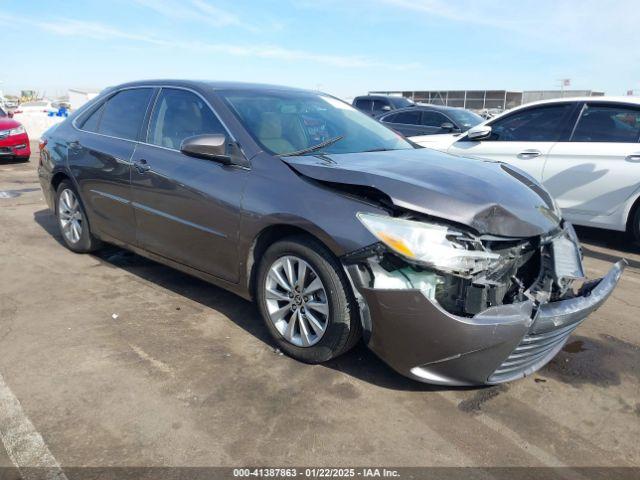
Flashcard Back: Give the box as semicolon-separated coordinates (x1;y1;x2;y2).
34;18;157;42
0;13;417;70
131;0;261;32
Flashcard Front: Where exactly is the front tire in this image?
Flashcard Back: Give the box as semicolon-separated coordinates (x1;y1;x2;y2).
55;180;101;253
256;236;361;364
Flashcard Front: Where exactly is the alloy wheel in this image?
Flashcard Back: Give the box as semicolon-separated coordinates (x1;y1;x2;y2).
58;189;83;244
265;255;329;347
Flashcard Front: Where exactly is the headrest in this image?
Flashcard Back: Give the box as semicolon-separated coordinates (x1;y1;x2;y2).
258;112;282;139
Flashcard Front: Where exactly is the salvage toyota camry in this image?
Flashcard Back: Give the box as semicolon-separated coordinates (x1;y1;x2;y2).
38;80;625;385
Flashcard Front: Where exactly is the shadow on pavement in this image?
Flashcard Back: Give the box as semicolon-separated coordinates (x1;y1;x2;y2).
33;208;456;392
0;157;30;165
574;226;640;269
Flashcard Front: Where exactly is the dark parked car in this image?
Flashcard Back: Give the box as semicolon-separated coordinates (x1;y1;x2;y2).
352;95;414;116
378;104;483;136
38;80;624;385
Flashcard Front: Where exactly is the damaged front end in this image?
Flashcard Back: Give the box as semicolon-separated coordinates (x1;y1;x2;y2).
343;213;625;385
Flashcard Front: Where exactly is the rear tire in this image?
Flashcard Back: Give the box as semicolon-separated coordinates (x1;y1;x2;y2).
630;205;640;243
256;235;361;363
55;180;101;253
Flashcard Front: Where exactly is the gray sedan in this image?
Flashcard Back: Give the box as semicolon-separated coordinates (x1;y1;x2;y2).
37;80;624;385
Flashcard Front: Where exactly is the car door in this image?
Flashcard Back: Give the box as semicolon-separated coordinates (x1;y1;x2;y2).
130;87;248;283
543;102;640;221
447;102;578;180
381;110;424;136
70;87;154;245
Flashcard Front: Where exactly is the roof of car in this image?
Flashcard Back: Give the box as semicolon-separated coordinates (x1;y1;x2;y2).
381;104;467;114
517;96;640;107
112;79;313;93
473;95;640;128
355;95;399;99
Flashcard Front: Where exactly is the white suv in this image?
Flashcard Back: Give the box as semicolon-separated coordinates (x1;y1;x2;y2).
411;97;640;241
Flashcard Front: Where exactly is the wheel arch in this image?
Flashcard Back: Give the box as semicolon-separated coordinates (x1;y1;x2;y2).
51;171;72;194
246;224;341;300
50;171;74;214
625;191;640;235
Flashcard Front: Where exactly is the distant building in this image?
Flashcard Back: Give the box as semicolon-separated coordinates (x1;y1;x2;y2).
21;90;37;101
368;89;605;111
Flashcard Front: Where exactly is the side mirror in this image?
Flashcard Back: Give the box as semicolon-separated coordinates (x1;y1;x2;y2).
381;105;392;112
181;134;234;164
467;125;492;141
7;111;13;118
440;122;455;132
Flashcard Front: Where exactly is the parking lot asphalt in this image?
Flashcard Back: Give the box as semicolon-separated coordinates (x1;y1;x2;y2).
0;147;639;470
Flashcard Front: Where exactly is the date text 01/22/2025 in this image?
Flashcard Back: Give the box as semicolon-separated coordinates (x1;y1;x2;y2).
232;468;400;478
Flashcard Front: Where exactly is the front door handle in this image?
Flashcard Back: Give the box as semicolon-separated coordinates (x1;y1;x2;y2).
517;149;542;159
625;153;640;163
133;159;151;173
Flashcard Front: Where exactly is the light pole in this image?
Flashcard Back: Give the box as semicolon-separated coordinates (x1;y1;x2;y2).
557;78;570;97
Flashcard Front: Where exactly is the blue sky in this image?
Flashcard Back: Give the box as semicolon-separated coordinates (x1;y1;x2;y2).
1;0;638;100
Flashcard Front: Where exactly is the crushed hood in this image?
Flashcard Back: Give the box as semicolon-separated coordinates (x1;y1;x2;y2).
283;148;561;238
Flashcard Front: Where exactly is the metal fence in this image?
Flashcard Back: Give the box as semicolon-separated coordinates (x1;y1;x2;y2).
368;90;523;110
368;89;605;111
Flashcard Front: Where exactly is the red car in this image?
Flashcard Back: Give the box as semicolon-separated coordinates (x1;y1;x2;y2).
0;105;31;161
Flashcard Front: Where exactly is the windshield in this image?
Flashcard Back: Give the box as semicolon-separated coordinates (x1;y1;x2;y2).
0;106;6;117
219;90;413;156
448;109;483;130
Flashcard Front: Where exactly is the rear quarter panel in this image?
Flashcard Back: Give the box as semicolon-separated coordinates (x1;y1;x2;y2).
37;121;75;210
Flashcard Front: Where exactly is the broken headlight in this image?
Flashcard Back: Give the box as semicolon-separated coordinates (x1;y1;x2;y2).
357;212;500;276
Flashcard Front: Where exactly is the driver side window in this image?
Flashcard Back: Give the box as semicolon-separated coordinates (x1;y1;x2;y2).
487;104;573;142
421;111;449;127
147;88;225;150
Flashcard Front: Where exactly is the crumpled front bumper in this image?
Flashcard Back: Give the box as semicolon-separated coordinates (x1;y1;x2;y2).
346;260;626;386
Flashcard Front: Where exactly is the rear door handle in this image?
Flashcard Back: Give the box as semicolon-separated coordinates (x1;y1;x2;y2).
625;153;640;163
517;149;542;159
133;159;151;173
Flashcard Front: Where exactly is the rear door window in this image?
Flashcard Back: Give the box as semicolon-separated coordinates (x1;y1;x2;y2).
98;88;153;141
392;110;422;125
382;113;398;123
147;88;226;149
571;104;640;143
80;104;104;133
488;104;573;142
